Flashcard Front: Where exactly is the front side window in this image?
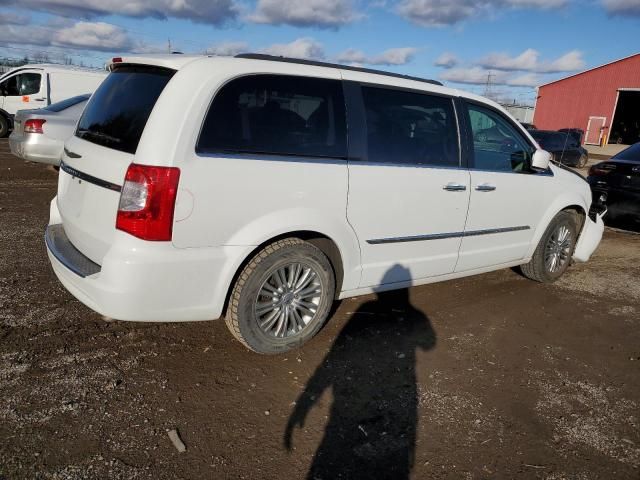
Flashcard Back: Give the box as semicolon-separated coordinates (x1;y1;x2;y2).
197;75;347;158
18;73;41;95
362;86;459;167
467;103;533;172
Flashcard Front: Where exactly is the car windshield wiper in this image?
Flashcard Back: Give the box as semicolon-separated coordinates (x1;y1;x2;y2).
77;129;122;144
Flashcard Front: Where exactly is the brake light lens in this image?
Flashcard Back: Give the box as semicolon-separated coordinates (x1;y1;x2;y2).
112;57;122;63
588;163;616;176
24;119;46;134
116;164;180;241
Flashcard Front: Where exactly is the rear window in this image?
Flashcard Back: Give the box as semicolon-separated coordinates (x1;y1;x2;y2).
45;94;90;113
197;74;347;159
75;66;174;154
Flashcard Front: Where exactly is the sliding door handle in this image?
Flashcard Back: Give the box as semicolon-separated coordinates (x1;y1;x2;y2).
443;183;467;192
475;184;496;192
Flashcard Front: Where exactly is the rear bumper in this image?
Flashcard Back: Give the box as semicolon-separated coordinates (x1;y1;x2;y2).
572;211;605;263
9;133;62;165
46;207;252;322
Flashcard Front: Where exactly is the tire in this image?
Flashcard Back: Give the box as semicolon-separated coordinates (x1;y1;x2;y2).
225;238;336;354
0;115;8;138
521;211;578;283
578;154;588;168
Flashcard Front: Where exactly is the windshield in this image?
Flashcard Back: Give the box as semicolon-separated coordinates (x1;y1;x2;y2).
75;65;174;154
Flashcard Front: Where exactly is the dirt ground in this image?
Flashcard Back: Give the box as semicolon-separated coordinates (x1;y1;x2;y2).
0;138;638;480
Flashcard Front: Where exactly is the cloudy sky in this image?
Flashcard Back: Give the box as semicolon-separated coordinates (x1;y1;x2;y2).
1;0;639;103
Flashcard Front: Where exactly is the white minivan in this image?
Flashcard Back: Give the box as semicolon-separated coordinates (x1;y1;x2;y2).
46;54;605;354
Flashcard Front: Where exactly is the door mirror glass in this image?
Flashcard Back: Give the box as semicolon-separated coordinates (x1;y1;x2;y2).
531;149;551;170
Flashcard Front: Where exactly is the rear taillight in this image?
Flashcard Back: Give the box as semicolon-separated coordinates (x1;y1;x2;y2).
116;164;180;241
24;119;46;134
588;163;616;176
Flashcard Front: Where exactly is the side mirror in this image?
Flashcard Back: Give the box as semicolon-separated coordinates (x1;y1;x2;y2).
531;149;552;171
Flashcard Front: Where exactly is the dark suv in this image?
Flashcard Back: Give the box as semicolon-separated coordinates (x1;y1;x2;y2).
530;130;588;168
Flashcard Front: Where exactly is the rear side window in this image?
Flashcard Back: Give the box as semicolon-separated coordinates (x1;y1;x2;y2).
45;94;90;113
362;86;459;167
76;66;174;154
197;75;347;158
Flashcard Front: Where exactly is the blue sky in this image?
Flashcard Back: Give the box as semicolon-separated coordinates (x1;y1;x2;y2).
1;0;639;104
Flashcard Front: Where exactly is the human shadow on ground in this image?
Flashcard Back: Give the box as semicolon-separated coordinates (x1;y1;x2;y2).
285;264;437;480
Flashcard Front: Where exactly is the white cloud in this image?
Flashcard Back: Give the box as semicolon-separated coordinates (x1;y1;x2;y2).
0;12;30;25
248;0;361;28
541;50;585;72
507;73;543;87
478;48;585;73
434;52;458;68
5;0;239;25
440;67;507;85
601;0;640;15
397;0;567;26
336;47;418;66
439;67;541;87
205;41;249;56
0;17;152;53
260;38;325;60
52;21;134;51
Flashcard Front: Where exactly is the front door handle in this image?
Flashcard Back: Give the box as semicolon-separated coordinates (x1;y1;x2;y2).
443;183;467;192
475;184;496;192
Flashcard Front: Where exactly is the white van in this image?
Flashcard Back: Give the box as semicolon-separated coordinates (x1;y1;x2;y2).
45;54;605;354
0;64;107;137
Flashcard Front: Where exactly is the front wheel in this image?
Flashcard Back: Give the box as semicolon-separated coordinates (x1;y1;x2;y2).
521;211;578;283
225;238;336;354
578;154;588;168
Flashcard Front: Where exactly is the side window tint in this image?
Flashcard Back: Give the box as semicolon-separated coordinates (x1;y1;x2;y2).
19;73;41;95
467;103;533;172
197;75;347;158
362;86;459;167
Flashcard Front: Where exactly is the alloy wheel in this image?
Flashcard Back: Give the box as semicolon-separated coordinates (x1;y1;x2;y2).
544;225;572;273
254;262;324;338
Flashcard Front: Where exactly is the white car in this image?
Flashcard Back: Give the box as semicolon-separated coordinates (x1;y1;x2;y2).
45;54;605;354
9;94;89;165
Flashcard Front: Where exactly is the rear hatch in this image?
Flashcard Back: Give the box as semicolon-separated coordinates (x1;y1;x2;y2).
57;65;174;265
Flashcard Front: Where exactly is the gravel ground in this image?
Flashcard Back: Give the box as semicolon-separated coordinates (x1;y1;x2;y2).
0;139;638;479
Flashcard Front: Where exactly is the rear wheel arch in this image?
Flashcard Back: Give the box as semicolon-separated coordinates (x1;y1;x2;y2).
222;230;346;316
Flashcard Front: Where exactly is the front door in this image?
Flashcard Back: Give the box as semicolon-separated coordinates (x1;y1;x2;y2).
585;116;606;145
346;83;470;288
456;102;555;272
0;70;44;116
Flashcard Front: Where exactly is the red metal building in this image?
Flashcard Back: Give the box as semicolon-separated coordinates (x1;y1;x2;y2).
533;53;640;145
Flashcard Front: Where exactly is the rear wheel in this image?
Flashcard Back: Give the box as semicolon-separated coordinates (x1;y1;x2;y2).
225;238;335;354
521;211;578;283
0;115;9;138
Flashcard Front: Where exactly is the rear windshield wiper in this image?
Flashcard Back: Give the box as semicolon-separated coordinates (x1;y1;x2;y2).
77;129;122;144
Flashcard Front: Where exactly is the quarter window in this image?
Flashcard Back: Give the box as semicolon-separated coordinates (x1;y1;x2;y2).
466;103;533;172
362;86;459;167
197;75;347;158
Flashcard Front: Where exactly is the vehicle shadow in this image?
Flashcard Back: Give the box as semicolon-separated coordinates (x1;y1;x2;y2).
284;264;437;480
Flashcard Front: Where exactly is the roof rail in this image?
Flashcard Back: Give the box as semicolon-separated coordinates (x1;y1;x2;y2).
234;53;443;87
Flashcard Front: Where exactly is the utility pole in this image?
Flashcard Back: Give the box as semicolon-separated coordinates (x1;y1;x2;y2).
483;71;494;99
168;38;172;53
